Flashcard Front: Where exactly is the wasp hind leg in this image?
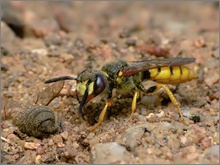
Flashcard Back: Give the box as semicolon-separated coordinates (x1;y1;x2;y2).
90;99;112;132
145;84;189;125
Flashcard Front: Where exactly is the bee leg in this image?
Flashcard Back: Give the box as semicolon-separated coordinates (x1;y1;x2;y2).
146;84;189;125
90;99;112;132
128;91;140;120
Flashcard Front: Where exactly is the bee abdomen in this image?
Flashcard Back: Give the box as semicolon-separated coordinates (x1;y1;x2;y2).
149;66;198;84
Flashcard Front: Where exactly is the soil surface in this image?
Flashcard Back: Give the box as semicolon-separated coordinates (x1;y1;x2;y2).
1;1;219;164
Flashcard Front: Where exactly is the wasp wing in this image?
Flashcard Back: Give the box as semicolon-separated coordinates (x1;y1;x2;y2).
121;58;196;76
34;80;65;106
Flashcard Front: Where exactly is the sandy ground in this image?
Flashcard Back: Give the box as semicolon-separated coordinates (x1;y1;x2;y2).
1;1;219;164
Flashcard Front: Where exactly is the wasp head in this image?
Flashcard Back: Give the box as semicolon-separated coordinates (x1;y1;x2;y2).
76;69;108;118
44;69;107;119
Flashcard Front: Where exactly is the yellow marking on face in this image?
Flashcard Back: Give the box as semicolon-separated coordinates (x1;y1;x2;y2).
88;82;94;95
76;80;95;96
76;80;88;95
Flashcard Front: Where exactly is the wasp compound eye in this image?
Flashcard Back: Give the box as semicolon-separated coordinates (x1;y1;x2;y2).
94;74;106;95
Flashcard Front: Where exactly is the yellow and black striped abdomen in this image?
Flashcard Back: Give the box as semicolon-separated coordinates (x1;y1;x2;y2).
148;66;198;84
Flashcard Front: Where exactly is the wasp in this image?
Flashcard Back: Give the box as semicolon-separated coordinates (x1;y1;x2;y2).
45;58;198;131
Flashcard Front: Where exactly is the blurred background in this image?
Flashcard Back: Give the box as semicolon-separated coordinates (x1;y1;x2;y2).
1;1;218;40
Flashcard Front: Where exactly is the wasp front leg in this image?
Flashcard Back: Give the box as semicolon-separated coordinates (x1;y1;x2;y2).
90;99;112;132
145;84;189;125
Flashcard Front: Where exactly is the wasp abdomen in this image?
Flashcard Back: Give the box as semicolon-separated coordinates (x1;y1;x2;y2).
149;66;197;84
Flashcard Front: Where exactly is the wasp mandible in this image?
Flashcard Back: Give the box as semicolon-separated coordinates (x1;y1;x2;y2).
45;58;198;131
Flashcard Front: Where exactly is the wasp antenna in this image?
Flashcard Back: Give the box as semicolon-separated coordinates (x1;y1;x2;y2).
44;76;78;84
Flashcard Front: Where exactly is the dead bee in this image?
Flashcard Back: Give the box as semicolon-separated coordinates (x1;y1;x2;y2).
45;58;198;131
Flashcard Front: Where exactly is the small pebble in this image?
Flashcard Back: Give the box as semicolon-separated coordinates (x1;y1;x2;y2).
35;155;41;164
52;135;63;144
24;142;40;150
125;39;136;46
36;146;44;155
57;142;65;148
201;136;213;148
60;131;69;141
89;137;100;148
90;142;134;164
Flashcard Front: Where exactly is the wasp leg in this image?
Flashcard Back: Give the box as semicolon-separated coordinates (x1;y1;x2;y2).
128;91;140;120
145;84;189;125
90;99;112;132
